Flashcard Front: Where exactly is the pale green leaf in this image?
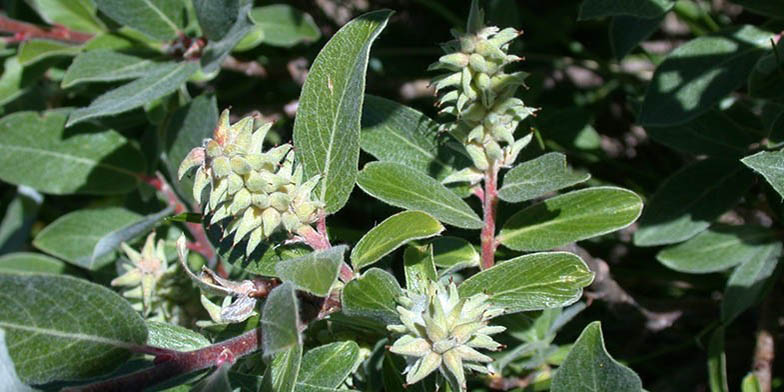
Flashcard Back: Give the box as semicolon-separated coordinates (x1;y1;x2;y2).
499;187;642;251
634;159;755;246
0;57;52;107
250;5;321;48
708;327;729;392
357;162;483;229
638;25;774;126
90;207;173;265
656;225;776;273
579;0;674;19
95;0;183;40
498;152;590;203
293;10;393;214
275;246;346;297
403;243;437;294
193;0;239;41
459;252;594;313
0;110;145;195
199;1;254;73
27;0;105;34
360;95;470;181
741;373;763;392
0;273;147;384
261;282;301;355
351;211;444;270
722;242;781;324
67;61;198;126
341;268;402;324
550;322;642;392
742;150;784;199
0;253;66;275
146;321;210;352
295;341;359;392
0;186;42;254
18;39;81;66
0;329;34;392
62;50;172;88
262;344;302;392
431;236;479;272
33;207;142;270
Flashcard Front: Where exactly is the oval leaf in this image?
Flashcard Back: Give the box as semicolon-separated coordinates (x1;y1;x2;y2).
146;321;210;352
261;282;301;356
250;5;321;48
275;245;347;297
458;252;594;313
0;252;66;275
550;321;643;392
721;242;782;324
742;150;784;199
351;211;444;270
645;110;757;157
293;10;393;214
62;50;172;88
0;110;145;195
498;187;642;251
656;225;776;273
498;152;590;203
431;236;480;272
95;0;183;40
0;273;147;384
341;268;402;324
296;341;359;391
357;162;483;229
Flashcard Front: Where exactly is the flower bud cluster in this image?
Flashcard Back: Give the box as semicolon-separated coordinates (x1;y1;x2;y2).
179;110;323;256
111;233;176;317
388;280;505;391
431;2;536;184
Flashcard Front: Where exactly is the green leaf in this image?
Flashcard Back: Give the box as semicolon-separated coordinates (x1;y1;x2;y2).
27;0;105;34
403;243;437;294
351;211;444;270
741;373;763;392
0;186;42;254
722;242;782;324
0;329;34;392
0;57;46;107
341;268;402;324
634;159;755;246
164;94;219;204
360;95;470;181
295;341;360;392
95;0;183;40
638;25;773;126
67;61;198;126
459;252;594;313
0;110;145;195
748;44;784;100
431;236;479;272
357;162;483;229
0;273;147;384
18;39;81;66
293;10;393;214
90;207;172;266
193;366;232;392
498;187;642;251
708;327;729;392
742;150;784;199
656;225;776;273
728;0;784;18
498;152;590;203
250;5;321;48
62;50;173;88
0;253;66;275
261;282;301;356
146;321;210;352
275;246;346;297
646;110;757;157
33;207;142;270
199;1;254;73
550;321;642;392
610;15;663;59
263;344;302;392
193;0;239;41
579;0;673;19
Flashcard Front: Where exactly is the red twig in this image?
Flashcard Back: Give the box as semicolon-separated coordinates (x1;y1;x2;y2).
65;328;262;392
0;14;93;44
480;163;500;270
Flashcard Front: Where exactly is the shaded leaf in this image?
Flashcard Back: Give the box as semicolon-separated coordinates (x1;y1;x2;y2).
498;152;590;203
728;0;784;18
431;236;479;272
0;273;147;384
656;225;776;273
275;246;346;297
403;243;437;294
193;0;239;41
193;366;232;392
742;150;784;199
199;1;254;73
610;15;663;59
62;50;172;88
459;252;594;313
262;344;302;392
638;25;773;126
579;0;674;19
341;268;402;324
261;282;300;355
27;0;105;33
748;44;784;100
0;253;66;275
0;110;145;195
250;5;321;48
67;61;198;126
708;327;729;392
0;186;42;254
645;110;757;157
550;321;642;392
18;39;81;66
95;0;183;40
357;162;482;229
90;206;172;266
351;211;444;270
293;10;393;214
295;341;359;392
722;242;782;324
634;159;755;246
146;321;210;352
498;187;642;251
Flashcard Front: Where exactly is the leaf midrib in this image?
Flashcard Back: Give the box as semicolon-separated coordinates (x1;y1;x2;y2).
1;144;139;178
0;321;137;350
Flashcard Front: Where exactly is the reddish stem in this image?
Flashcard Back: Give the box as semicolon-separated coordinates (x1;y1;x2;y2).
480;163;499;270
0;14;93;44
65;328;262;392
